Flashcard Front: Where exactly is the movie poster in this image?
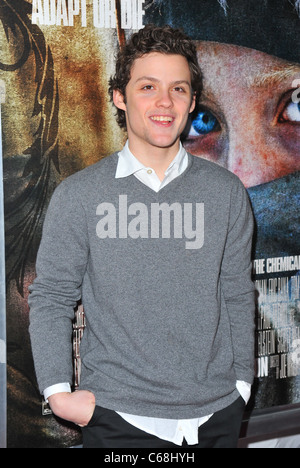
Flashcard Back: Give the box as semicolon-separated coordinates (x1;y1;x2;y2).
0;0;299;447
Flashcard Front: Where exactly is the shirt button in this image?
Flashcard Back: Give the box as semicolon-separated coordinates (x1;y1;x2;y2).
147;169;152;174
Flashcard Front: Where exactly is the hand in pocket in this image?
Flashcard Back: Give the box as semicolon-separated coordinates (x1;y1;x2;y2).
48;390;96;427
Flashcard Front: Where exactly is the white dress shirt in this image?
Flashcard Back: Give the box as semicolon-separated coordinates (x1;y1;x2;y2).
44;141;251;445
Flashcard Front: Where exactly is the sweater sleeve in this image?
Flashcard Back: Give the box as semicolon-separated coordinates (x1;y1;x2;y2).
220;177;255;384
28;179;89;393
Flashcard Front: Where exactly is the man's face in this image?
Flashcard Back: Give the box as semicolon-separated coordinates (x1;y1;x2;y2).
184;42;300;188
113;52;195;158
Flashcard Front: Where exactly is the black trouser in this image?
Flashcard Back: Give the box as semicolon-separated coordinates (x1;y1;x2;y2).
81;396;245;448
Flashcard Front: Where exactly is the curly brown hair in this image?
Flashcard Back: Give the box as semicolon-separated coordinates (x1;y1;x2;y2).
108;24;202;129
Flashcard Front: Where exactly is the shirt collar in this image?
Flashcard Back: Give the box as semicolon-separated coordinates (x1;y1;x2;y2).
115;140;187;179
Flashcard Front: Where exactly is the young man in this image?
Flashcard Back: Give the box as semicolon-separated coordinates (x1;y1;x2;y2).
28;25;255;448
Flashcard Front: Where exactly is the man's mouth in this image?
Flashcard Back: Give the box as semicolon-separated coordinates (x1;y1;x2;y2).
150;116;174;123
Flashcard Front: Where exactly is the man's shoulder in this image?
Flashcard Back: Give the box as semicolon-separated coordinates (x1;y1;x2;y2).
68;152;118;183
188;153;244;188
58;152;119;192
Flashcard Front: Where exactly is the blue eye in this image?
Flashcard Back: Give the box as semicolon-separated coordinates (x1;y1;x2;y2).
190;110;219;135
281;100;300;122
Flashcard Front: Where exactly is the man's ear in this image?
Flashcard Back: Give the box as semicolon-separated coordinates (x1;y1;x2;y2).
113;89;126;111
189;92;196;114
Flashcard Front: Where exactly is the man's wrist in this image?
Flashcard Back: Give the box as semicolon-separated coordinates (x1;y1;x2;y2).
43;383;71;402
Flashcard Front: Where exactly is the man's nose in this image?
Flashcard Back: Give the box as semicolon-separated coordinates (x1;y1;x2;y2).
156;89;173;108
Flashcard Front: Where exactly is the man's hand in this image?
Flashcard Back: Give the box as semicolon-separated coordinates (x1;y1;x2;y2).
48;390;96;427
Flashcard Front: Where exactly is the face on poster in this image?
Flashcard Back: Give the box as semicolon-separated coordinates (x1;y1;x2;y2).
184;39;300;403
185;42;300;188
0;0;300;447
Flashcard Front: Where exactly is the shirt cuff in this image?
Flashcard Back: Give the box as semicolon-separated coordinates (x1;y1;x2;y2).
43;383;71;402
236;380;251;404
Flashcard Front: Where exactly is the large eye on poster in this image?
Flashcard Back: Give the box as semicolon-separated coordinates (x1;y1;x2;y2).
0;0;299;448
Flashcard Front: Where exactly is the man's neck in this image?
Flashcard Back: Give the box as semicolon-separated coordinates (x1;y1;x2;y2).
128;141;181;181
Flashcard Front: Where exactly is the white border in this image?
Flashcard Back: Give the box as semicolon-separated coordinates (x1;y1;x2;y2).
0;80;7;448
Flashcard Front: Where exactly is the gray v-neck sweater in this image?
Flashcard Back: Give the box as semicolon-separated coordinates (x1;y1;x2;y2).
29;152;255;419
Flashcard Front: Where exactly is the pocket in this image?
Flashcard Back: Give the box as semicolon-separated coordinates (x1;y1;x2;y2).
86;405;106;427
86;405;98;427
237;396;246;409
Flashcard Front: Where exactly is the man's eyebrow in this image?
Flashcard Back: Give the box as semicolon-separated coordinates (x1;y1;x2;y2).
172;80;192;87
134;76;159;84
134;76;191;86
247;64;300;88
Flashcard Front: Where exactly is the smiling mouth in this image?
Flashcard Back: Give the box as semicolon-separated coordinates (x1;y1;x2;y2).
150;116;174;123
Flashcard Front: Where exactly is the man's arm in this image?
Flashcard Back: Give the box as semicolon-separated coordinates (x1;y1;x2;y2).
221;177;256;384
28;179;94;424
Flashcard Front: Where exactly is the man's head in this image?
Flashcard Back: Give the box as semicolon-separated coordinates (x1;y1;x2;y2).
109;24;202;130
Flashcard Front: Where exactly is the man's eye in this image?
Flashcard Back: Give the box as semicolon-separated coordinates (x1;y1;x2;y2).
280;100;300;123
189;110;219;136
142;85;154;90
